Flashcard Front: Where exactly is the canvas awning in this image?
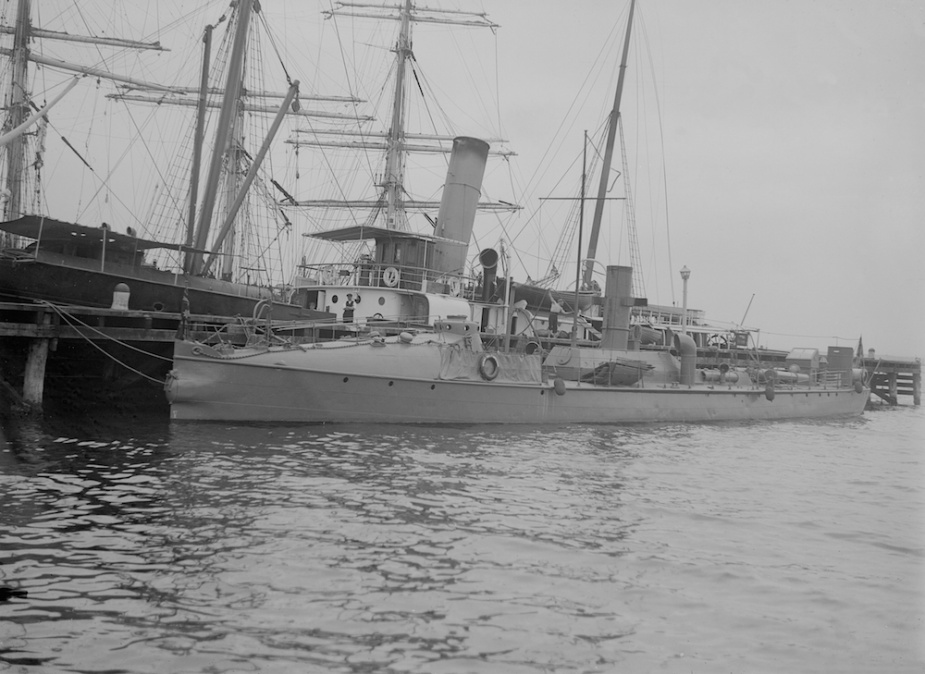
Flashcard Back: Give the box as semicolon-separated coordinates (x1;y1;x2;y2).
0;215;207;253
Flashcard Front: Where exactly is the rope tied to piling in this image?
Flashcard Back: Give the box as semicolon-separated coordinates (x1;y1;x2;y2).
37;300;172;386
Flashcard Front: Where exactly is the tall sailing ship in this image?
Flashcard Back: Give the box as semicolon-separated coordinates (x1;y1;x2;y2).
0;0;335;320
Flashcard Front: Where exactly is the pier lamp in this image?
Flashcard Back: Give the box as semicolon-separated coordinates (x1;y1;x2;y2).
680;266;691;335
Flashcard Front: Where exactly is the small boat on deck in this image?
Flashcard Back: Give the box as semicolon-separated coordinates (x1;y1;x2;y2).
166;264;868;424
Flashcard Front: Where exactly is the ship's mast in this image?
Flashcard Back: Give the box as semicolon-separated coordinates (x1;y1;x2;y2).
582;0;636;290
186;25;213;257
382;0;413;230
2;0;32;228
307;2;513;220
219;89;247;281
1;0;165;235
188;0;255;276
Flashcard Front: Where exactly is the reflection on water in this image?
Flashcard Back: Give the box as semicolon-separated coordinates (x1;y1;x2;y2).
1;411;923;673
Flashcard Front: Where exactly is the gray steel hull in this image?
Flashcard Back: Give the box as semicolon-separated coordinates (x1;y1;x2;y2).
167;341;868;424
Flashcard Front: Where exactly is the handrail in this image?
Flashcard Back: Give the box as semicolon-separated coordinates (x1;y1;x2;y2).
296;260;479;296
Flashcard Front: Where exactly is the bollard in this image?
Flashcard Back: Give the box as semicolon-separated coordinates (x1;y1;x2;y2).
111;283;131;310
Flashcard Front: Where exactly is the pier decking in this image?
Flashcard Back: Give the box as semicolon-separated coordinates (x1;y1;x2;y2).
864;355;922;406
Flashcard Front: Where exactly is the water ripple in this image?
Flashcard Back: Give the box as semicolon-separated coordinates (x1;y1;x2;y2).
1;409;922;672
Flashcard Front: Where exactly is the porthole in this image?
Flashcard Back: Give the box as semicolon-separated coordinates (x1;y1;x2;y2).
378;297;385;306
343;377;349;383
332;294;339;304
153;301;165;312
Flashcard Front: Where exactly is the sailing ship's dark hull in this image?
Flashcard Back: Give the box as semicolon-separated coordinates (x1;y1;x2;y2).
0;252;320;320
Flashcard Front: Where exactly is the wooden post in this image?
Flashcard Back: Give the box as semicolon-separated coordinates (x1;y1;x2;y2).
888;371;898;405
23;338;49;409
914;367;921;406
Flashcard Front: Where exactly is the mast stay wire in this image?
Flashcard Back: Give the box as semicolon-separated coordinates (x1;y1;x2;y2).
637;7;676;306
501;6;628;285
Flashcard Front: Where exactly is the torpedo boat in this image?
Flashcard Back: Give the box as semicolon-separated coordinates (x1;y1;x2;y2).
166;263;869;424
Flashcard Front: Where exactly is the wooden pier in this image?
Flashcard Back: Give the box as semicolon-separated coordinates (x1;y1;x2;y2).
864;355;922;406
0;301;329;414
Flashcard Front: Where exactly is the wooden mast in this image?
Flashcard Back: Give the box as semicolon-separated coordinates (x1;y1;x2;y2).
308;3;512;217
1;0;165;235
200;81;301;277
2;0;32;227
383;0;413;230
581;0;636;289
185;24;213;268
189;0;255;275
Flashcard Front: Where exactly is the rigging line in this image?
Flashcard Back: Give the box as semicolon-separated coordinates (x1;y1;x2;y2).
493;23;503;146
254;9;293;86
24;66;95;172
316;6;378;224
408;58;450;168
516;3;628;209
506;146;583;248
511;115;606;266
638;6;675;306
760;329;860;343
243;176;293;280
75;96;181;229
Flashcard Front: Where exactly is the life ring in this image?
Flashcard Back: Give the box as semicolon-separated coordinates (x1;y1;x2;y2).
382;266;400;287
477;353;500;381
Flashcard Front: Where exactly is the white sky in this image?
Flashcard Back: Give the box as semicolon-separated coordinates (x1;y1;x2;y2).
483;0;924;358
12;0;924;357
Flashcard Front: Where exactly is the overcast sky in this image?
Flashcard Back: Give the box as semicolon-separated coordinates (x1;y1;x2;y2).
478;0;923;358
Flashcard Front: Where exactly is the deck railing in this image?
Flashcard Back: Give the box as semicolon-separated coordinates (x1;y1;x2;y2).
296;261;480;298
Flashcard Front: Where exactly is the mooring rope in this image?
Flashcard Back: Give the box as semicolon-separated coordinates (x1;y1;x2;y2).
37;301;171;386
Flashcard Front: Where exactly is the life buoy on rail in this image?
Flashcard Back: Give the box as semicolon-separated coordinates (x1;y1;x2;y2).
477;353;500;381
382;266;400;287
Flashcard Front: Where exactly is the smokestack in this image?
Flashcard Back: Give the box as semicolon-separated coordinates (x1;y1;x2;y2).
601;265;634;350
432;137;490;275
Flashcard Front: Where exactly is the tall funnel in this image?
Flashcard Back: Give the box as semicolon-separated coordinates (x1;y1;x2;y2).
432;137;490;275
601;265;634;350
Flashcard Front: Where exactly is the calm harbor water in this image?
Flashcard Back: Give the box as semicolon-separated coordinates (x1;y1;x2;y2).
1;407;922;673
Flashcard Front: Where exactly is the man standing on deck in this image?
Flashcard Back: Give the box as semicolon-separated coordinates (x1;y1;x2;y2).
549;297;562;335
